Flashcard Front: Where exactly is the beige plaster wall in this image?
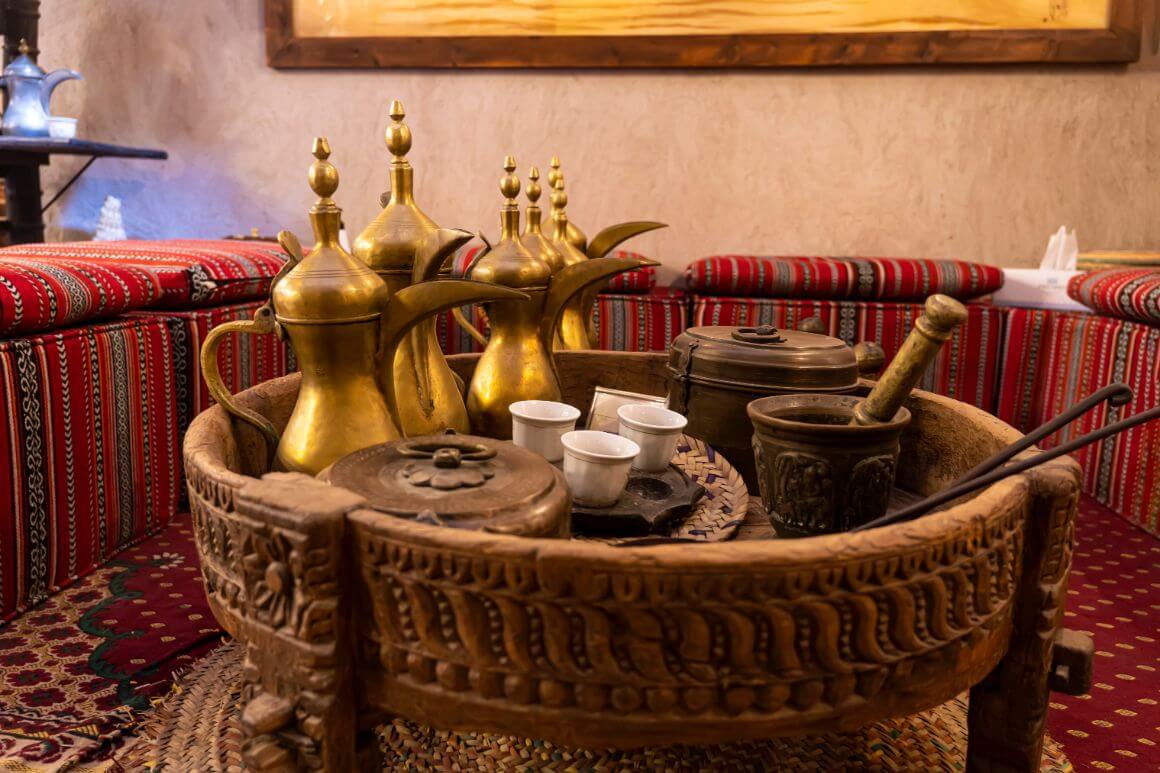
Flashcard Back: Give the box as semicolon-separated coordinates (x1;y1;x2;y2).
38;0;1160;281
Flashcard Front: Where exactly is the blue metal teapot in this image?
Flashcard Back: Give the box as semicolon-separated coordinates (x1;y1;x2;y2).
0;39;81;137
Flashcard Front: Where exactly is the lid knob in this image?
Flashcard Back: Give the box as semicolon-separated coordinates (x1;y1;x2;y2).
499;156;521;239
732;325;787;344
309;137;339;202
385;99;412;160
548;155;562;191
433;447;462;468
526;166;541;206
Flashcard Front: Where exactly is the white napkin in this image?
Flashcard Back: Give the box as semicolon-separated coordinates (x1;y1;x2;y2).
1040;226;1078;271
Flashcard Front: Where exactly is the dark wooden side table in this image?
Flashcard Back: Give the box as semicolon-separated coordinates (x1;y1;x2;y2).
0;137;167;244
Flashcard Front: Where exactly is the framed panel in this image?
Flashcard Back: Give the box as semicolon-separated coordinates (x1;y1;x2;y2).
266;0;1141;69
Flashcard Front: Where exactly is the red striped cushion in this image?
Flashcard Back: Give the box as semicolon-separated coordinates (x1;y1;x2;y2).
452;244;486;278
128;302;297;435
0;240;286;308
691;295;1004;413
0;317;180;621
0;257;163;336
1067;268;1160;325
603;251;656;293
997;307;1160;535
685;256;1003;301
592;289;685;351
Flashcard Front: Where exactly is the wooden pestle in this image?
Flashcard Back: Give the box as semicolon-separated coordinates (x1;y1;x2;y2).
851;294;968;426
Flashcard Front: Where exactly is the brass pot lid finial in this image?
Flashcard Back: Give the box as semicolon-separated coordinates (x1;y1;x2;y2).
500;154;521;235
547;169;586;268
352;99;444;275
548;155;588;251
468;157;551;289
525;165;543;226
273;138;389;324
308;137;341;236
521;165;565;273
381;98;417;208
386;99;412;162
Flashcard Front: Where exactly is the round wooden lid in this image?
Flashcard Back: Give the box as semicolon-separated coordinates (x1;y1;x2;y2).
328;432;570;537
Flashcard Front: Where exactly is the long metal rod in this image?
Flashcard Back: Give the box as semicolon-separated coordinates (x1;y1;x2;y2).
853;402;1160;532
41;155;95;213
950;382;1133;487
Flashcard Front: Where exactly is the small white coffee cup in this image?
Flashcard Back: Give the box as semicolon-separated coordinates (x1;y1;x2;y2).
48;117;77;140
617;403;688;472
561;430;640;507
509;400;580;462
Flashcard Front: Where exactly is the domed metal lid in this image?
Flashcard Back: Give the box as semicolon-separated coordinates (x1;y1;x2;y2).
327;433;570;537
668;324;860;392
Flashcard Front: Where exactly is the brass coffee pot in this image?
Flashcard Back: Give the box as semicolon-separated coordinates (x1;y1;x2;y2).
352;101;508;436
547;158;666;350
200;138;525;475
455;157;666;351
464;157;657;438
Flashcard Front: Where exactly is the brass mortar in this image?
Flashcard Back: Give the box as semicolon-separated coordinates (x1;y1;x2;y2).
748;394;910;537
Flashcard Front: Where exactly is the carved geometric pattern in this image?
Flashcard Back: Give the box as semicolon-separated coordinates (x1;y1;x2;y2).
352;500;1025;737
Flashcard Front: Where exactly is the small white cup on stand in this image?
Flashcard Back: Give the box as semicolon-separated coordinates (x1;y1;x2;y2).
509;400;580;463
616;404;688;472
560;430;640;507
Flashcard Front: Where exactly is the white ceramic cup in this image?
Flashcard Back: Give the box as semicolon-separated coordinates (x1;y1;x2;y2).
48;117;77;140
509;400;581;462
617;403;688;472
561;430;640;507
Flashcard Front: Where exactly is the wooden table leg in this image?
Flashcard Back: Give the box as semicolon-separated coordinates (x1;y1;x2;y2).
966;465;1079;771
1;161;46;244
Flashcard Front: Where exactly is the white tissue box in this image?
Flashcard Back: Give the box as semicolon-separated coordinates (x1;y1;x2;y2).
991;269;1088;312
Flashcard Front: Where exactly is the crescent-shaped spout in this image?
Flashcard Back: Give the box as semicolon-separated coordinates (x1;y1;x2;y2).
541;254;659;346
40;69;82;113
585;221;667;259
412;228;474;284
379;280;528;434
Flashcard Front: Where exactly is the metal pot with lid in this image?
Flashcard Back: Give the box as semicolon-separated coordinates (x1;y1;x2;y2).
667;324;884;490
327;432;570;537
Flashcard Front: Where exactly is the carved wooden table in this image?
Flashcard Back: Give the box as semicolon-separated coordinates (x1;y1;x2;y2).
183;351;1084;773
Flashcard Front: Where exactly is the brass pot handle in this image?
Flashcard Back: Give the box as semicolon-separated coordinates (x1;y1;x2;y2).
199;306;282;462
452;305;489;348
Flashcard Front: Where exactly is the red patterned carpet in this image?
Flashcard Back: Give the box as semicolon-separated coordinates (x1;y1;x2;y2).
1048;497;1160;772
0;497;1155;770
0;518;222;770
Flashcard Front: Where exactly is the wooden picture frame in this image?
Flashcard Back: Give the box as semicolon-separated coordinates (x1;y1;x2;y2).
265;0;1141;69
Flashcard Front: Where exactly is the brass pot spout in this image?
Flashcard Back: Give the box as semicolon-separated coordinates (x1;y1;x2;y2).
379;277;527;438
547;160;666;350
542;254;659;349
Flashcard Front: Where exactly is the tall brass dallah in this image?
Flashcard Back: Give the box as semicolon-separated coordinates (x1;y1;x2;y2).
352;101;497;436
548;157;666;350
200;138;525;475
465;157;657;438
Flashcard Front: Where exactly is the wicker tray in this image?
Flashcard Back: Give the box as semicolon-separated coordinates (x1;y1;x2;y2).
578;434;748;543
